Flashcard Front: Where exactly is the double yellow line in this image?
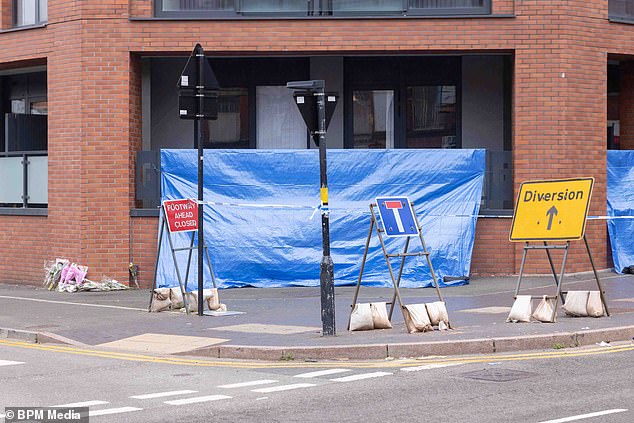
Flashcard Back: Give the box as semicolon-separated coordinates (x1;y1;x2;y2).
1;338;633;370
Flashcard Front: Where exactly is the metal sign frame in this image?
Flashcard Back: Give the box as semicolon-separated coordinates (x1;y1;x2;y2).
348;201;444;329
148;207;217;314
510;177;608;322
512;236;610;322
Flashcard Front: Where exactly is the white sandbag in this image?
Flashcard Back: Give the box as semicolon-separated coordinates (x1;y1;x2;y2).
438;320;449;331
532;295;555;322
563;291;589;317
170;287;184;309
402;304;433;333
150;288;172;312
426;301;449;326
370;302;392;329
349;303;374;331
586;291;604;317
506;295;532;323
184;291;198;312
207;288;222;311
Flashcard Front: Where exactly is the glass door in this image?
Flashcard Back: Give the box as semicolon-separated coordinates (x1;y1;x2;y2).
351;90;394;149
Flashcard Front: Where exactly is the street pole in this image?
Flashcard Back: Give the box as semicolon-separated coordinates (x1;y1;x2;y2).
316;86;336;336
196;45;205;317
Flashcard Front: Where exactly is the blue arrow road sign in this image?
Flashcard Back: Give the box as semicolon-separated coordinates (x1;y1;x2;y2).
375;196;419;237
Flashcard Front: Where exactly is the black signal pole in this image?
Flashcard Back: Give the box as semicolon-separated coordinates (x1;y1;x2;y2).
315;85;336;336
287;80;336;336
178;43;219;317
195;45;205;317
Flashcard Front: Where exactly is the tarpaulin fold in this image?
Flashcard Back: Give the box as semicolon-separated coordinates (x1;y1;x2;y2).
157;149;485;289
607;150;634;273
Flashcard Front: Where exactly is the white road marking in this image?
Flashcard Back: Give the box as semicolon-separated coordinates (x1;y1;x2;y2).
218;379;278;388
88;407;143;417
256;397;268;401
52;400;109;408
0;295;146;311
330;372;392;382
0;360;24;366
251;383;316;393
400;363;464;372
537;409;628;423
164;395;232;405
130;390;198;399
294;369;352;378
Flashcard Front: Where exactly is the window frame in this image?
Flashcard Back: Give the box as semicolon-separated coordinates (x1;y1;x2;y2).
154;0;491;17
12;0;47;28
609;0;634;23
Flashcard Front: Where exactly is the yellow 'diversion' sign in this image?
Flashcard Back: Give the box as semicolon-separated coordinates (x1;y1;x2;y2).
510;178;594;241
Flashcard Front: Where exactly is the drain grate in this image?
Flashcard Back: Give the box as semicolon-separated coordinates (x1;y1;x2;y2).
459;368;537;382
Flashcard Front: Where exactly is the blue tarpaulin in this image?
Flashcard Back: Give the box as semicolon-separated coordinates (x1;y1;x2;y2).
157;149;485;290
607;150;634;273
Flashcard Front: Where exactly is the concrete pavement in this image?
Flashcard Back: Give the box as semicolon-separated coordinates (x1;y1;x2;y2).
1;272;634;360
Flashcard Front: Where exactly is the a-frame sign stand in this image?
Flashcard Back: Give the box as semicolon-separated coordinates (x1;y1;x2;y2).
510;178;609;322
348;197;444;329
149;199;217;314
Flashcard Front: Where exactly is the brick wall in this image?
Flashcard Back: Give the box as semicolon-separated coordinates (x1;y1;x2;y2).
0;0;12;29
0;217;50;285
471;218;515;276
0;0;629;287
130;216;158;288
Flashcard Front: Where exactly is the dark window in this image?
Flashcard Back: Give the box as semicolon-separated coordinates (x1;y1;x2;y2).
405;85;457;148
351;90;394;149
344;56;460;149
0;71;48;208
155;0;489;16
610;0;634;21
203;88;250;149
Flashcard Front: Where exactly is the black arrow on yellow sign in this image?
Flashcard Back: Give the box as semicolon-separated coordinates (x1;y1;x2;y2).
546;205;558;230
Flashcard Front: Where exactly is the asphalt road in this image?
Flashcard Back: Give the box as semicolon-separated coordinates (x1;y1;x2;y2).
1;340;633;423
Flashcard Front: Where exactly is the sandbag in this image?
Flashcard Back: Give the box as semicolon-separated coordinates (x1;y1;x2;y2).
150;288;172;312
532;295;555;323
183;290;215;312
426;301;449;326
563;291;589;317
184;291;197;312
507;295;532;323
402;304;433;333
370;302;392;329
349;303;374;331
586;291;604;317
207;288;222;311
170;287;184;309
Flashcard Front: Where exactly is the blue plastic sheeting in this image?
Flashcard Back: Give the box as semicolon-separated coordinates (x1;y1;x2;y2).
607;150;634;273
157;149;485;290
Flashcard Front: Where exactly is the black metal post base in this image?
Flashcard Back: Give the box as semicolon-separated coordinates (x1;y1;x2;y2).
320;255;336;336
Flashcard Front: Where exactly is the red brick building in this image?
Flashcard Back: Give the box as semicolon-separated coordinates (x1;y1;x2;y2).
0;0;631;287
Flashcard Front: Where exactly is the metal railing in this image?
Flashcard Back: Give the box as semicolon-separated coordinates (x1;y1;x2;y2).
0;151;47;208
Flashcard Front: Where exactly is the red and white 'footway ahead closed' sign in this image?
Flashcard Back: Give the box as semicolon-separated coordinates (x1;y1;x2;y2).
163;199;198;233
